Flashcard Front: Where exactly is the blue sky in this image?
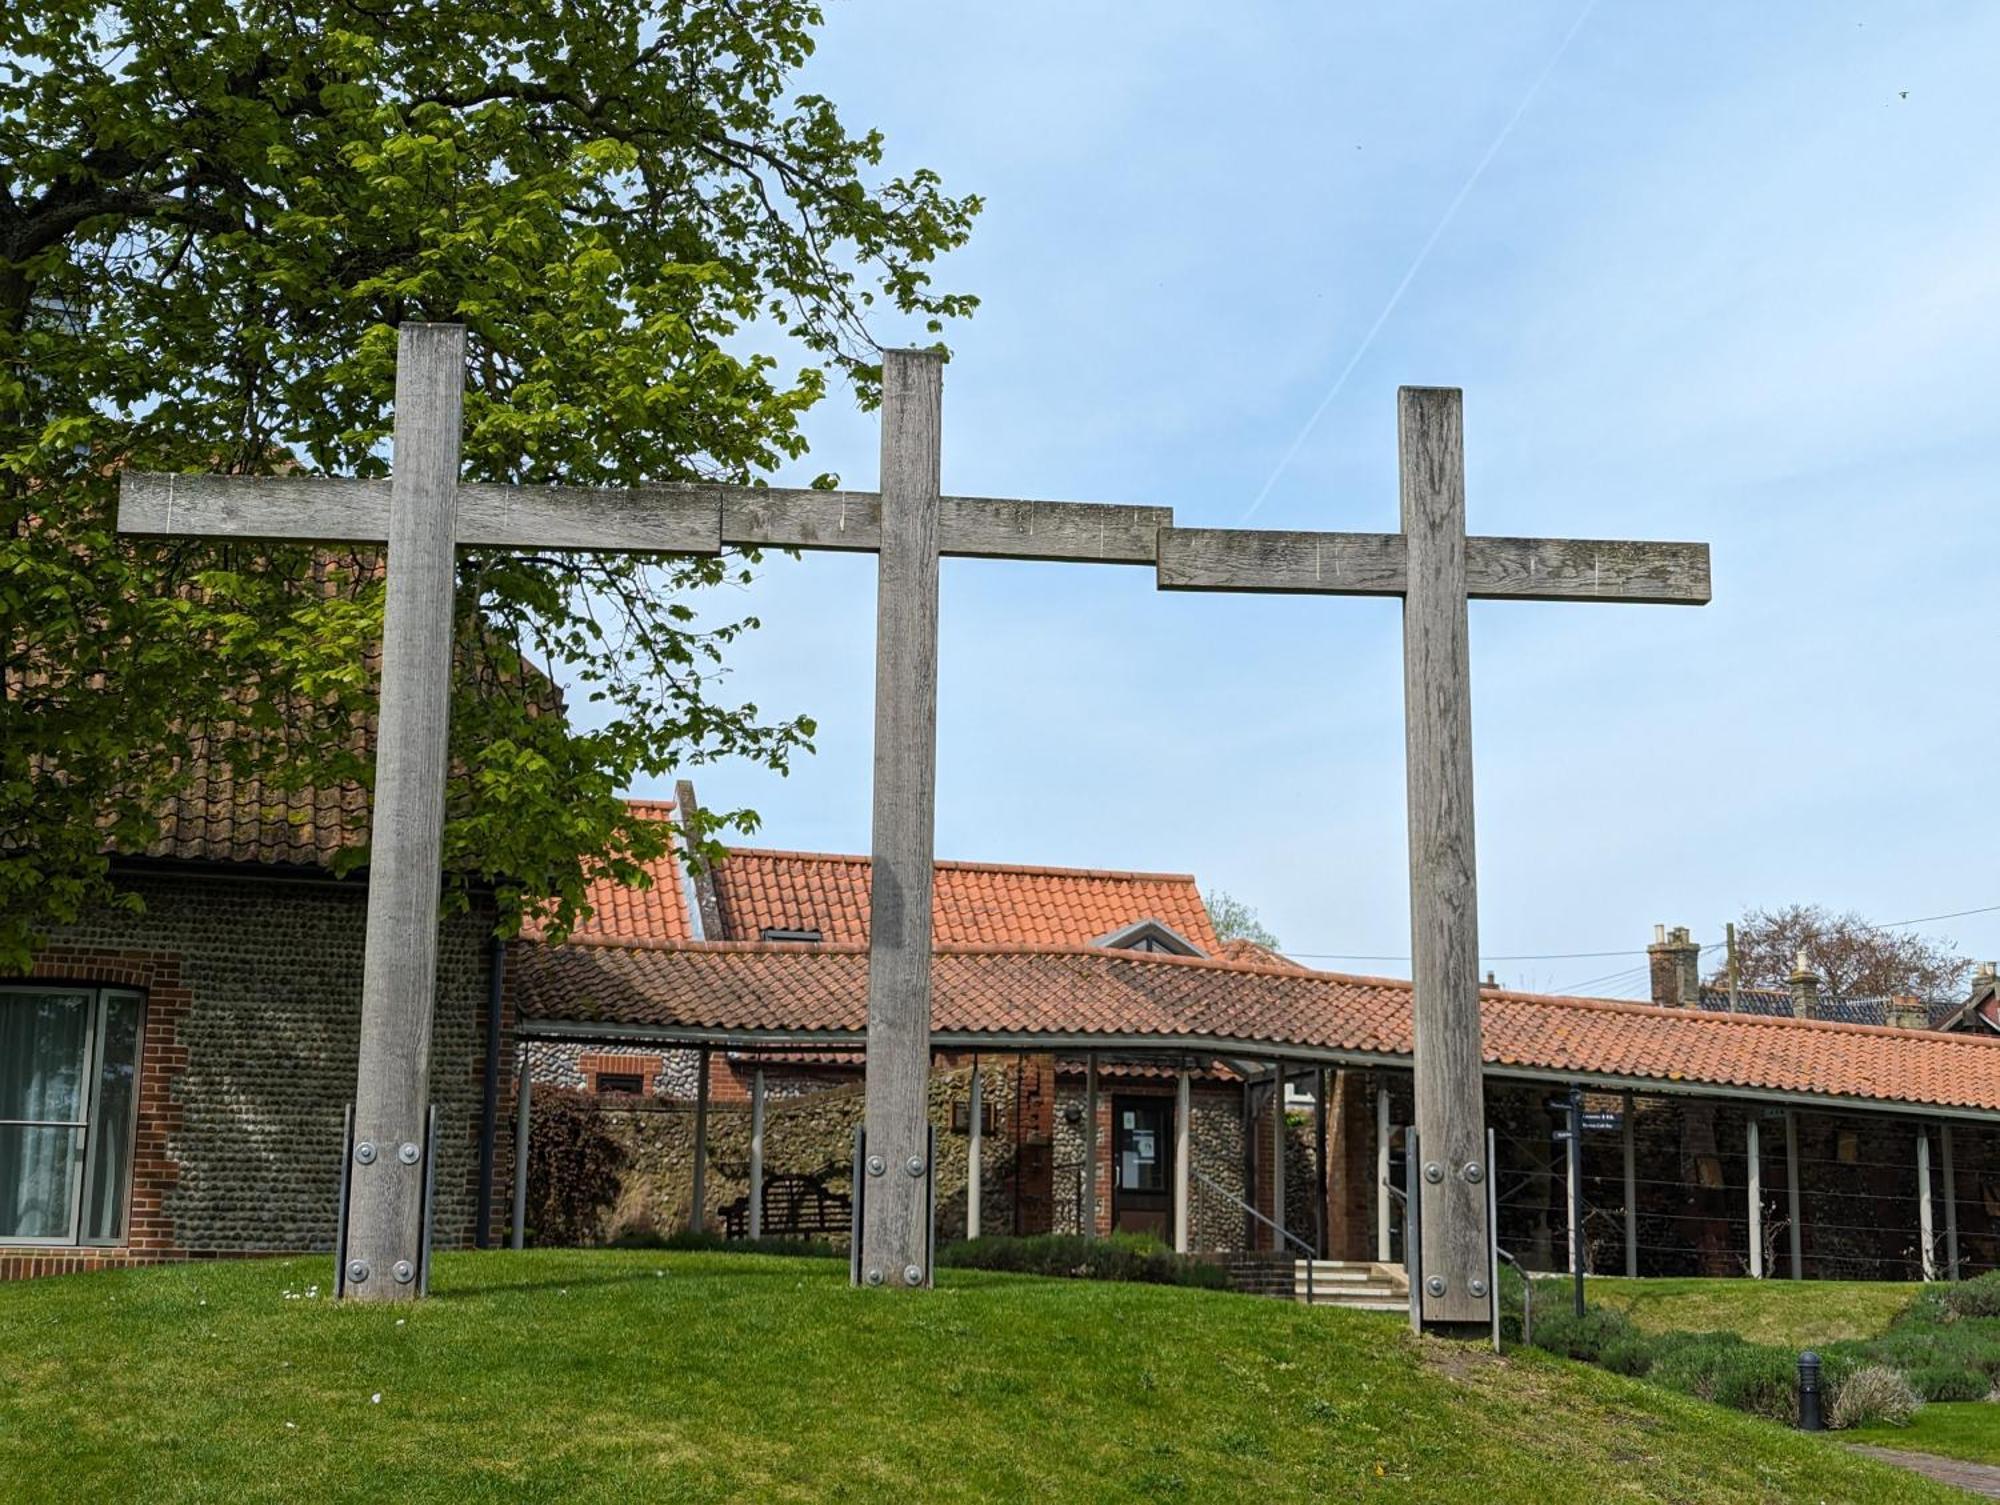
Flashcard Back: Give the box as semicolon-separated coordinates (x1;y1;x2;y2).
618;1;2000;995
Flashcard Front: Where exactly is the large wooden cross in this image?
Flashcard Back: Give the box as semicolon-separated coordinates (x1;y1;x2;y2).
117;327;1167;1300
1156;387;1710;1327
119;330;1708;1328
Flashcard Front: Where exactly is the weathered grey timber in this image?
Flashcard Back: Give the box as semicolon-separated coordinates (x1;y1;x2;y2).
124;471;1173;567
858;350;944;1290
344;324;465;1302
512;1049;530;1251
1150;385;1710;1331
720;486;1171;564
118;473;720;554
1157;527;1710;603
1398;387;1489;1327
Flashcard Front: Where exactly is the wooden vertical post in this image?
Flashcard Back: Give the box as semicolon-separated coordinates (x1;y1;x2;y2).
1083;1052;1099;1238
1313;1069;1329;1258
1376;1087;1392;1263
1942;1124;1960;1282
1747;1117;1764;1279
689;1048;711;1233
344;323;465;1302
967;1060;983;1240
1918;1128;1936;1282
1785;1110;1802;1280
749;1066;767;1240
1622;1092;1638;1278
1174;1068;1192;1254
1398;386;1491;1327
511;1049;531;1252
1271;1061;1286;1251
859;349;944;1289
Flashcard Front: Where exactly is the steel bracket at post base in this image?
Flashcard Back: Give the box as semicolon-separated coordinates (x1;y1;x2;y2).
335;1102;439;1299
850;1125;939;1289
1402;1124;1499;1333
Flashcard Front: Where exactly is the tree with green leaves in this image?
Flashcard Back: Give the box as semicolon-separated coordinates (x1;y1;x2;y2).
1203;889;1280;950
1;0;980;968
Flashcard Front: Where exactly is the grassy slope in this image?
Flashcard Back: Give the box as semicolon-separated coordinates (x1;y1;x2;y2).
1583;1277;1917;1346
1849;1404;2000;1466
0;1252;1963;1505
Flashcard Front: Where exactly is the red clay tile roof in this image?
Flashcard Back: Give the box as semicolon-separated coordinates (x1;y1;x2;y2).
510;942;2000;1117
711;849;1222;951
542;799;694;945
140;742;372;868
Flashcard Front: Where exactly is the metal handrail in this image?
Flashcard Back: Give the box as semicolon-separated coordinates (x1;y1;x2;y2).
1191;1165;1318;1306
1497;1246;1531;1346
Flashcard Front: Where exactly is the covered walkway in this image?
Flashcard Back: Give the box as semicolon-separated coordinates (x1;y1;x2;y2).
507;938;2000;1280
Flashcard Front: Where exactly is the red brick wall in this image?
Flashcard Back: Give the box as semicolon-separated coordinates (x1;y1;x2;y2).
578;1051;662;1095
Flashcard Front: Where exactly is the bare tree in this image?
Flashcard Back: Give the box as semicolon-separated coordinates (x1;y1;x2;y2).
1720;905;1970;1003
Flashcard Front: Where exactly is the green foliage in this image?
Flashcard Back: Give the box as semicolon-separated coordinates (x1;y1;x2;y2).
1526;1303;1641;1364
1;0;980;967
1941;1271;2000;1319
523;1090;625;1245
1540;1279;2000;1434
938;1232;1230;1290
1203;889;1280;950
1903;1364;1988;1403
1830;1364;1924;1430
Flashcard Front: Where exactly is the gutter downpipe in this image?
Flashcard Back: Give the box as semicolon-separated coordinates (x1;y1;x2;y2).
475;930;506;1248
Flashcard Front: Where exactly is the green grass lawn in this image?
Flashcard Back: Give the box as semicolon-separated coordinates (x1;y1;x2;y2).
1849;1403;2000;1465
0;1251;1965;1504
1583;1276;1918;1346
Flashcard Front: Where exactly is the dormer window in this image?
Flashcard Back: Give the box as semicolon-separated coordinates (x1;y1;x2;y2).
1090;919;1205;957
760;928;823;944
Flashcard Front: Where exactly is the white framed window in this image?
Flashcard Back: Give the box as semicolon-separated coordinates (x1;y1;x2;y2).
0;987;145;1246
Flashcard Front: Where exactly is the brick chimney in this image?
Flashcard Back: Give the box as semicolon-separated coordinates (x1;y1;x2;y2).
1884;995;1929;1030
1648;924;1702;1008
1788;951;1822;1020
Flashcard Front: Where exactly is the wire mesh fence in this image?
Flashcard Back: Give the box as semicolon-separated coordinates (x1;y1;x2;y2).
1372;1077;1996;1283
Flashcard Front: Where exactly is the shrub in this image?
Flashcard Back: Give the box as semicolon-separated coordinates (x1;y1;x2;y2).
1829;1365;1923;1430
1599;1333;1657;1377
525;1090;626;1246
937;1233;1229;1289
1905;1364;1989;1402
1942;1272;2000;1320
1647;1333;1799;1424
1528;1304;1642;1364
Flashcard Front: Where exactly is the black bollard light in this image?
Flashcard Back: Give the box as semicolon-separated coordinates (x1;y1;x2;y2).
1798;1351;1824;1432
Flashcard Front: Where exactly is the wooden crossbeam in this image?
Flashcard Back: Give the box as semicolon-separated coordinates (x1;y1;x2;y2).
1156;527;1711;604
118;473;722;555
120;472;1172;566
